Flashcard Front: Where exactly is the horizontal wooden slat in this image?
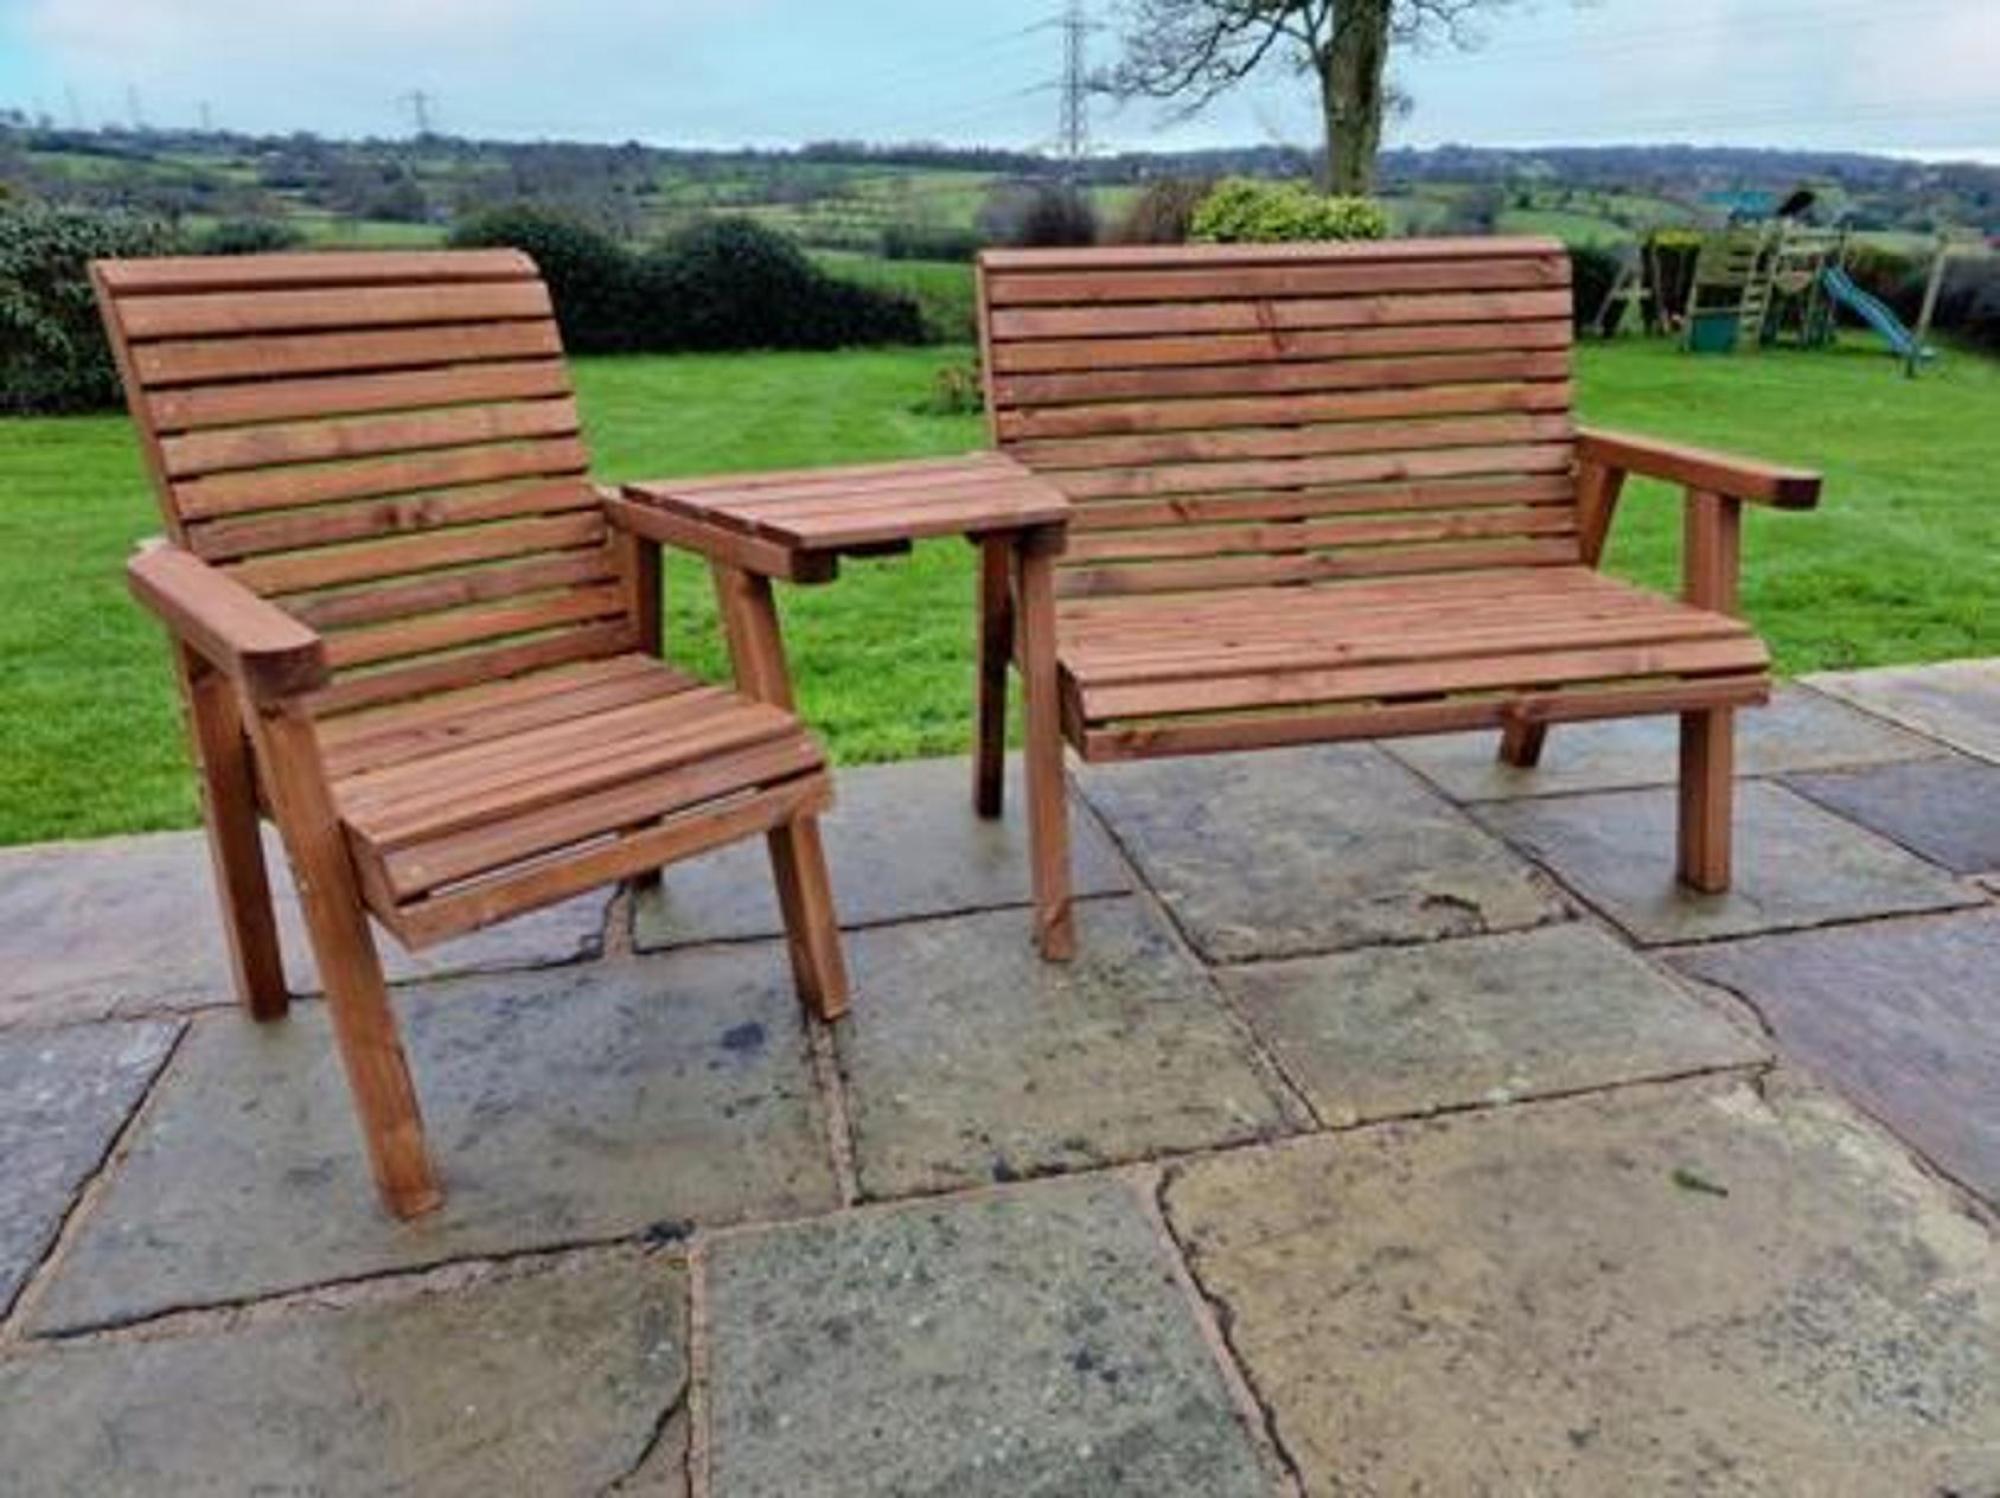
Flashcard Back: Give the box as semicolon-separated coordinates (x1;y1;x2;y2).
993;350;1571;408
186;478;598;561
289;550;618;631
1057;538;1582;597
133;320;564;387
1064;507;1577;564
95;250;535;295
120;281;553;340
1056;441;1575;502
233;512;605;595
1066;475;1577;533
178;436;589;520
993;317;1570;376
990;289;1573;341
162;397;580;478
150;360;573;434
984;248;1569;304
1015;412;1573;472
997;379;1572;441
323;584;629;669
308;620;638;717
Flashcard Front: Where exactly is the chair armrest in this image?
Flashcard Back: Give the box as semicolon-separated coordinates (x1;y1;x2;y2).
600;489;838;584
1576;427;1822;510
128;542;328;705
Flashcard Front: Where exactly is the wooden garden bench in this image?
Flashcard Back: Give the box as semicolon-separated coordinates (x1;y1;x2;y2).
973;237;1820;918
93;250;848;1219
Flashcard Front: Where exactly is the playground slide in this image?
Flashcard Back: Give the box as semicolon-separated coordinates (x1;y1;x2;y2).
1821;265;1933;362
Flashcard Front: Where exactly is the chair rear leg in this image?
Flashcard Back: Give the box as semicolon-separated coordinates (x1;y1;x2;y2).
973;535;1012;820
1498;721;1549;769
182;656;289;1021
1677;707;1734;892
767;813;850;1022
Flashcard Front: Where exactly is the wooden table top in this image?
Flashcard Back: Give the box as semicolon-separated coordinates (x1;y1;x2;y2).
621;451;1069;556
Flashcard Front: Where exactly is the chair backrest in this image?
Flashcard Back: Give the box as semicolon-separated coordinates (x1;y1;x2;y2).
978;237;1582;599
93;250;637;716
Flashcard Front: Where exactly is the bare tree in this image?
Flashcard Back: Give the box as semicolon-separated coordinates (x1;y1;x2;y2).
1109;0;1500;195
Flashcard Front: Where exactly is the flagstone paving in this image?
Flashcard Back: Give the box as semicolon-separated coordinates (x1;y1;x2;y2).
1385;683;1939;801
1784;752;2000;876
834;900;1304;1198
1671;910;2000;1207
633;755;1130;951
0;1251;688;1498
1076;744;1565;962
1218;924;1764;1127
1161;1077;2000;1495
1475;780;1978;944
29;948;836;1333
706;1178;1272;1498
1807;657;2000;763
1;660;1996;1494
0;828;609;1029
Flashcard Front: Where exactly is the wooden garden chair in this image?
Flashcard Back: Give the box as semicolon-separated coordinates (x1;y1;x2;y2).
973;237;1821;916
92;250;848;1219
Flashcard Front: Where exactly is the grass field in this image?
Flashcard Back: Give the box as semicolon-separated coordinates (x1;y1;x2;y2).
2;337;1995;846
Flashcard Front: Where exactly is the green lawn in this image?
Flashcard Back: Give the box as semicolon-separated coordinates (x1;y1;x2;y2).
2;337;1995;846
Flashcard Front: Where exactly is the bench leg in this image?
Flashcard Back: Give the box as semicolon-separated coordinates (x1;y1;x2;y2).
974;535;1011;820
1677;707;1734;892
768;813;850;1022
253;705;441;1221
1497;721;1549;769
1015;536;1075;960
182;656;289;1022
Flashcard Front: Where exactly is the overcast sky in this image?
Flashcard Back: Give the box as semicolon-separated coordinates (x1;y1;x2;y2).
3;0;1996;161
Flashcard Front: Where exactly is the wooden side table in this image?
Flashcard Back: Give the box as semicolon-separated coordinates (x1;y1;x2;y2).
611;451;1077;959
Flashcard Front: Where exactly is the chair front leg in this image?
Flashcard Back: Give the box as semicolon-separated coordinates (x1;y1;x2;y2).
247;699;441;1220
1012;529;1075;961
973;534;1012;819
179;650;289;1020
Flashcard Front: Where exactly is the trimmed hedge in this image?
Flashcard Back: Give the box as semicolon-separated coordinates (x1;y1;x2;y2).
1568;243;1626;333
0;203;182;415
450;204;646;353
1190;180;1388;244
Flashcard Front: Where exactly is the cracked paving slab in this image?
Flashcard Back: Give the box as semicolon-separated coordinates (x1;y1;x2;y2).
0;1019;179;1319
1475;780;1978;945
1077;744;1564;962
0;1250;687;1498
0;828;609;1029
1671;909;2000;1208
706;1175;1273;1497
1385;684;1939;802
633;755;1130;951
836;899;1304;1199
1162;1075;2000;1495
29;946;835;1334
1219;924;1765;1127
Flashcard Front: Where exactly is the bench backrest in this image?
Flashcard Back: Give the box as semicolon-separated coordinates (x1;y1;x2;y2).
978;237;1581;599
93;250;636;717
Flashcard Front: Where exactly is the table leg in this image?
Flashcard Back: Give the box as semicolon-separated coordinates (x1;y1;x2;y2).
973;534;1012;819
1013;532;1075;961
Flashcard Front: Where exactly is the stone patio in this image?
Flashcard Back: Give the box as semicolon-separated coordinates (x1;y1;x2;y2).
2;664;1997;1495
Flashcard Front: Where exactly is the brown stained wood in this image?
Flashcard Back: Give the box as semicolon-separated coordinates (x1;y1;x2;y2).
287;550;619;632
995;350;1571;408
230;511;606;595
989;288;1574;341
1577;427;1821;510
180;651;289;1020
118;280;553;340
177;436;590;520
160;396;581;478
1679;708;1735;891
1575;461;1629;567
974;535;1012;819
1010;411;1574;471
246;698;440;1218
1496;720;1549;769
1684;489;1743;614
1056;442;1576;503
990;317;1572;376
1062;507;1577;566
983;249;1568;305
128;542;329;704
615;521;664;657
1066;475;1577;533
765;816;851;1022
1057;538;1582;598
187;478;599;562
1014;533;1075;960
134;320;564;387
603;493;838;583
94;249;534;295
149;359;573;432
306;620;639;717
320;584;629;670
998;379;1573;442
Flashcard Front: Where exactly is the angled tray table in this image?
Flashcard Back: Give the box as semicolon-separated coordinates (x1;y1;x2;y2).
611;451;1077;957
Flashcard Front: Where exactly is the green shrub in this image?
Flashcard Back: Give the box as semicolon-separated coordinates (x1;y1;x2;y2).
1111;178;1213;245
196;217;307;256
0;202;181;415
879;221;983;262
1190;180;1388;244
449;203;641;353
639;218;924;352
976;182;1098;248
1567;243;1626;333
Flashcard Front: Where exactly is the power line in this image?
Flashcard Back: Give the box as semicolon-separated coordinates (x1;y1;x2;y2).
398;89;435;137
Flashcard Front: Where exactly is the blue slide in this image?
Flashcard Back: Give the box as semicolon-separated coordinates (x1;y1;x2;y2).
1820;265;1935;363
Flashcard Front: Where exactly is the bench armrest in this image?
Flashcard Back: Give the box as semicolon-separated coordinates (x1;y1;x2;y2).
128;541;328;705
1576;427;1822;510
